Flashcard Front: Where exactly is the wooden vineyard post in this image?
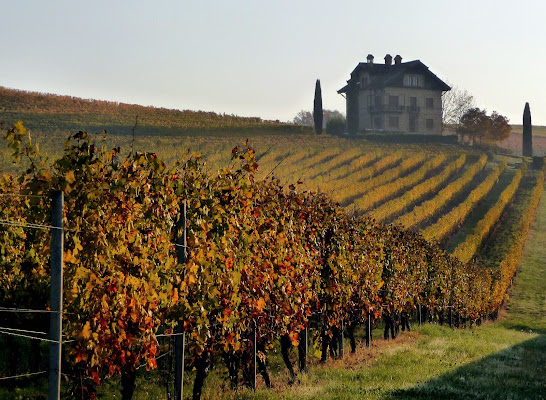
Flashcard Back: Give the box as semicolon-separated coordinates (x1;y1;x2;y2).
365;309;371;348
175;201;187;400
253;320;257;391
49;191;63;400
418;304;422;326
338;321;344;359
298;326;308;373
304;327;308;372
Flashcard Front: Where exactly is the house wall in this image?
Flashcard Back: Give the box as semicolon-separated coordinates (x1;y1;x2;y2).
354;77;444;134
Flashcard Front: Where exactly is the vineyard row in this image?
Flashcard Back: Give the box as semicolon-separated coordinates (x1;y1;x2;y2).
369;154;467;223
422;158;508;243
395;154;487;230
452;161;527;263
0;123;542;399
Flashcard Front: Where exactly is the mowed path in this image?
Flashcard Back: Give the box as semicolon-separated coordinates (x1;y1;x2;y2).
502;185;546;333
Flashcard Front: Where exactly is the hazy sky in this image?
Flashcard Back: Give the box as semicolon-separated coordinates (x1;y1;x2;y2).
2;0;545;124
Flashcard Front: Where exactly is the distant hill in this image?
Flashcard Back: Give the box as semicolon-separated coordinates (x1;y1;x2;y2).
0;86;311;136
510;124;546;137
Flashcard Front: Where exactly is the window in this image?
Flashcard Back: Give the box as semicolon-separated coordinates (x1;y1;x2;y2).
426;98;434;108
361;76;368;86
426;119;434;129
374;117;384;130
389;116;399;128
389;95;399;108
375;95;383;106
409;116;417;132
409;97;418;112
407;75;419;87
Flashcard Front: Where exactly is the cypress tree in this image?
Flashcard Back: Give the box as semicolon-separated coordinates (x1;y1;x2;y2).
313;79;323;134
522;102;533;157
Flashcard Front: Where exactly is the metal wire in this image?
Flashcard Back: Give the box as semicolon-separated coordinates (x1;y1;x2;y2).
0;193;46;198
0;329;60;343
156;331;186;338
136;350;173;370
0;306;58;314
0;370;47;381
0;219;64;231
0;326;48;336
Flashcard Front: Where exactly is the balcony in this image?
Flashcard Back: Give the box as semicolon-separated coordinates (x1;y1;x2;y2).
368;104;405;113
407;106;421;113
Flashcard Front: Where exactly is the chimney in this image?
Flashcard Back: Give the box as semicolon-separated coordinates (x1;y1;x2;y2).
367;54;374;64
384;54;392;65
394;55;402;65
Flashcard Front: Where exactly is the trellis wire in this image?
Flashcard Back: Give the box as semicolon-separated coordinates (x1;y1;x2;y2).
0;193;46;198
0;326;48;336
0;329;61;343
0;370;47;381
0;307;59;314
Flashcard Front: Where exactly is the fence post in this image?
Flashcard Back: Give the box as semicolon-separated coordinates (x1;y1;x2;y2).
253;320;257;391
175;201;187;400
338;321;344;359
365;309;371;348
49;191;63;400
305;327;308;371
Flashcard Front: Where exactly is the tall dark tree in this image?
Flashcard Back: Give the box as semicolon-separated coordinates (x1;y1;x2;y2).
313;79;323;134
523;102;533;157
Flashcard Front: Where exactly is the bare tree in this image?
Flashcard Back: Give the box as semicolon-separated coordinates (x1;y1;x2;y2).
293;110;314;126
442;84;475;134
293;109;345;129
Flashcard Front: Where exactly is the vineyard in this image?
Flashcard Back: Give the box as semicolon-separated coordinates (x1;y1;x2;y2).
0;86;311;137
0;123;545;400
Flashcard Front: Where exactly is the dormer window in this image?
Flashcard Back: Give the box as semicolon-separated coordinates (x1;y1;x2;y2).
360;76;368;87
407;75;419;87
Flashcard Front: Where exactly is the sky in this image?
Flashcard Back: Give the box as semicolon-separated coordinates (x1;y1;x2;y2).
1;0;546;125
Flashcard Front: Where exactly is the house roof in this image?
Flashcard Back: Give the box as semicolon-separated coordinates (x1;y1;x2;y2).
338;60;451;94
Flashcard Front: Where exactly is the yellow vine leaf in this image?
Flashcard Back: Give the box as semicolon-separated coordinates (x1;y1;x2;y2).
81;321;91;339
65;170;76;184
256;297;265;311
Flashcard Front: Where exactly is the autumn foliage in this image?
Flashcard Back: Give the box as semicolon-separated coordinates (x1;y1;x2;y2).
0;122;540;397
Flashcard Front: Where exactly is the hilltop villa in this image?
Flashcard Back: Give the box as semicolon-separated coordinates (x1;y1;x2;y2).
338;54;450;135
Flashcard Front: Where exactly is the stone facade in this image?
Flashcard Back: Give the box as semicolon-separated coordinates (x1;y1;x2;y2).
338;54;450;135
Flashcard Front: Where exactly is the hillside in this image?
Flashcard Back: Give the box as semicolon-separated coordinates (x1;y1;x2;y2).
1;127;544;399
0;86;311;136
511;124;546;137
500;132;546;156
